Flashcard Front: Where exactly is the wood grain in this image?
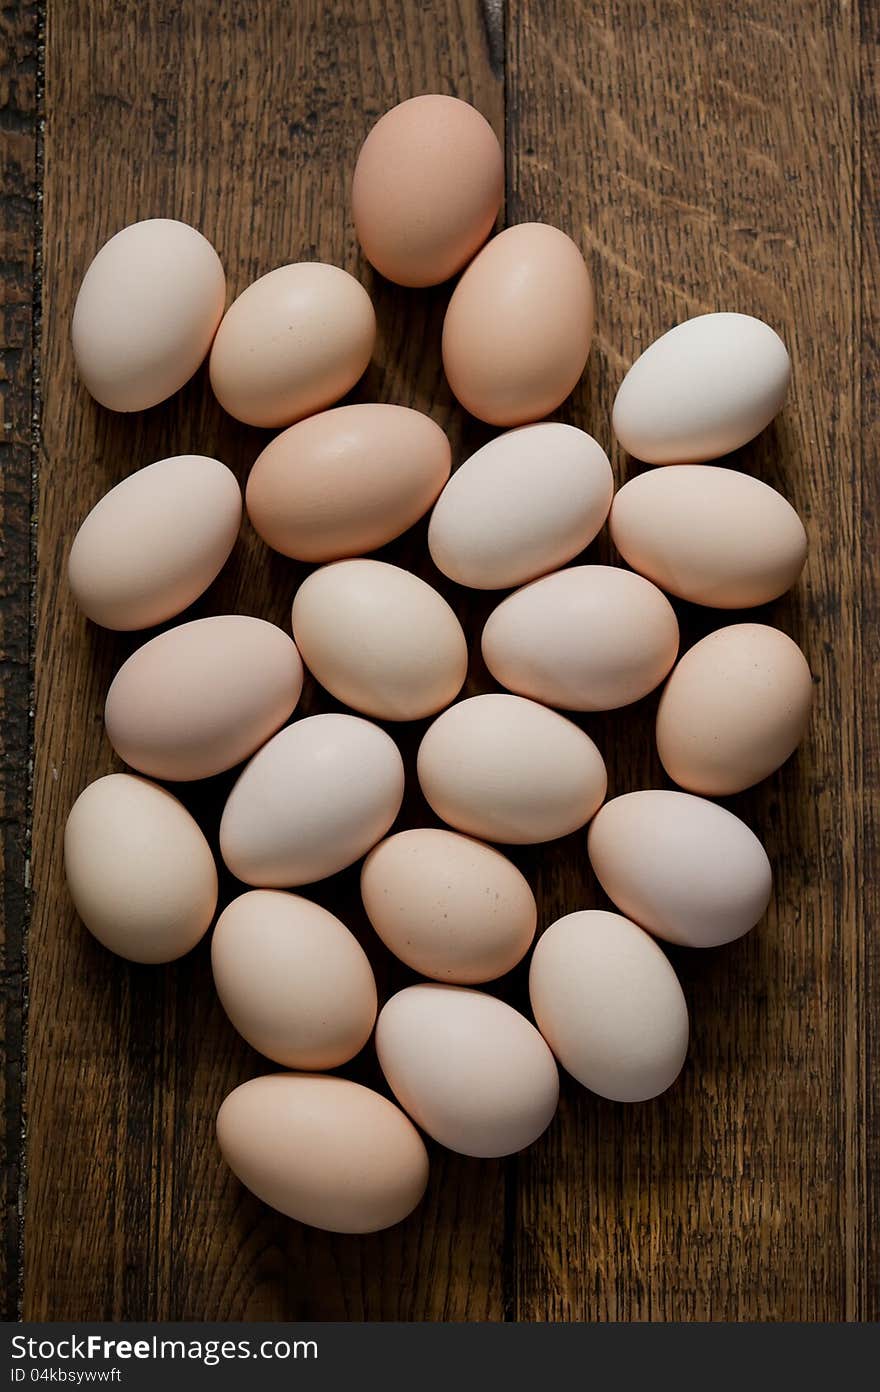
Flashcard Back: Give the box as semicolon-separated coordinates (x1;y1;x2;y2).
0;0;39;1320
507;0;874;1320
26;0;504;1321
10;0;877;1321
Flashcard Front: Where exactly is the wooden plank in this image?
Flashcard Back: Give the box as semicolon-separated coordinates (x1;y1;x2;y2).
20;0;878;1322
507;0;873;1319
26;0;504;1320
0;0;39;1322
858;0;879;1318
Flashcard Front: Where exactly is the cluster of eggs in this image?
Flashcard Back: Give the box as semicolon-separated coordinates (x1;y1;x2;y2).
63;95;811;1236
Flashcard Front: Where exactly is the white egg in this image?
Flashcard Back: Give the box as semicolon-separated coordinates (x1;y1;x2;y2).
428;422;613;589
612;312;790;463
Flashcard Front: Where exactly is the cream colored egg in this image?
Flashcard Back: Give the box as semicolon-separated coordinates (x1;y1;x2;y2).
64;773;217;964
352;95;503;287
361;828;536;983
428;423;613;590
609;465;807;608
612;313;791;464
72;219;226;412
104;615;302;781
220;713;404;886
246;404;451;562
529;910;689;1102
217;1074;429;1233
68;455;241;631
209;263;375;428
211;891;376;1068
292;560;467;721
482;565;679;712
656;623;812;794
417;693;606;844
375;984;559;1158
442;223;595;426
587;790;772;948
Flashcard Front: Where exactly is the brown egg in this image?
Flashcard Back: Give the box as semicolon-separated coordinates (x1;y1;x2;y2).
418;693;607;844
209;263;375;428
68;455;241;631
246;404;450;562
656;623;812;794
64;774;217;964
442;223;595;426
217;1074;429;1233
211;891;377;1069
292;559;468;721
481;565;679;712
609;465;807;608
361;828;537;984
352;95;503;287
105;615;303;781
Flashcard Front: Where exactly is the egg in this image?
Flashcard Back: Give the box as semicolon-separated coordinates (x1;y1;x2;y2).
209;263;375;428
246;404;450;562
418;693;606;844
587;790;772;948
220;713;404;886
292;560;467;721
529;910;689;1102
361;829;536;983
211;891;376;1068
442;223;595;426
609;465;807;608
217;1074;428;1233
656;623;812;794
375;984;559;1158
104;615;302;781
68;455;241;631
352;95;503;287
428;423;613;590
64;774;217;963
612;313;791;463
71;219;226;412
482;565;679;712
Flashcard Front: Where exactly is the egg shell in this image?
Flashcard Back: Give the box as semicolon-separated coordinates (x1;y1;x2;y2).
609;465;807;608
104;615;303;781
428;423;613;590
612;313;791;464
375;984;559;1158
529;910;689;1102
246;404;451;562
64;774;217;964
211;891;377;1068
71;219;226;412
482;565;679;712
361;828;537;983
588;791;772;948
292;560;467;721
656;623;812;794
442;223;595;426
217;1074;428;1234
352;95;503;287
220;713;404;886
68;455;241;631
418;693;606;844
209;263;375;428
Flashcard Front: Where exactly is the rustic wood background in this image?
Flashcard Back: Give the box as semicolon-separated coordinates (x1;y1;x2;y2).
0;0;876;1321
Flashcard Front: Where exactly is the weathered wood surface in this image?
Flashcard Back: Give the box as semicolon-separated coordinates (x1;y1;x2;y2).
1;0;874;1320
1;0;39;1322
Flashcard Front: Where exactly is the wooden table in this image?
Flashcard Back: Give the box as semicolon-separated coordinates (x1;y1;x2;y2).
1;0;877;1322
